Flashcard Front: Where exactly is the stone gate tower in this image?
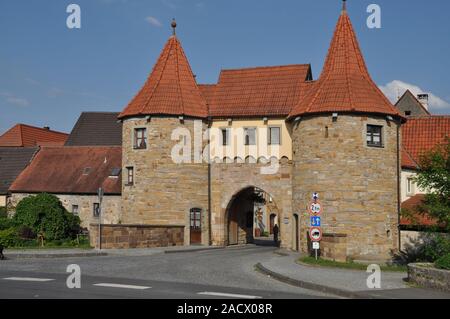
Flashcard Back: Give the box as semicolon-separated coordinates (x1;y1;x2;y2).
288;4;405;261
117;21;209;246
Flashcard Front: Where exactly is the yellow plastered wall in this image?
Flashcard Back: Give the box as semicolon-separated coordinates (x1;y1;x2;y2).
210;118;292;160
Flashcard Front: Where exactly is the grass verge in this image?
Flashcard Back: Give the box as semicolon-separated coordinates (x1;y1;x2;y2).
299;256;407;272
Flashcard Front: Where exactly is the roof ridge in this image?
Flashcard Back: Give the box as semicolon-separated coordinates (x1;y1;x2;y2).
174;37;185;115
220;64;311;73
18;123;68;135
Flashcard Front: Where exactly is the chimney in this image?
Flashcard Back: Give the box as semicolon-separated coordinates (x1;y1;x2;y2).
417;94;429;110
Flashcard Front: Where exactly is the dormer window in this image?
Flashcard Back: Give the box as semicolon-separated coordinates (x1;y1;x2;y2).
134;128;147;149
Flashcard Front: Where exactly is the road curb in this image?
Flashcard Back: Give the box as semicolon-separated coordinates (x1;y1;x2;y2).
255;262;374;299
164;246;226;254
3;251;107;259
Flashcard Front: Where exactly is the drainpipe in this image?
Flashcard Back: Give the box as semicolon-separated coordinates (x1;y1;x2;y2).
207;117;212;246
396;121;401;251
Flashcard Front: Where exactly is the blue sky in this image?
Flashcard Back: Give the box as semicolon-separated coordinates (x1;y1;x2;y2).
1;0;449;135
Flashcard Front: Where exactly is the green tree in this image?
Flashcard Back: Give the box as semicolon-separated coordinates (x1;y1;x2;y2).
13;193;80;240
415;137;450;232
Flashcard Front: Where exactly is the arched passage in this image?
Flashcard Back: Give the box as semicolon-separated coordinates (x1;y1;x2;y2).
225;186;280;246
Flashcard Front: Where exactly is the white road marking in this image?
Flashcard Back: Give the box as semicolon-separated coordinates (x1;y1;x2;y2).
93;283;151;290
198;291;262;299
3;277;54;282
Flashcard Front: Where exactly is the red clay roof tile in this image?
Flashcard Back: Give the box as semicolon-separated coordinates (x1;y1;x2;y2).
9;146;121;195
400;194;437;226
118;36;207;119
402;116;450;167
0;124;68;147
288;10;403;120
205;65;311;117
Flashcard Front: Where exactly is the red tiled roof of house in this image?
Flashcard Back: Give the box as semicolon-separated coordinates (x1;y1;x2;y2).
401;147;419;170
288;8;403;120
0;124;68;147
206;64;312;117
400;194;437;226
402;116;450;168
118;35;208;119
10;146;122;195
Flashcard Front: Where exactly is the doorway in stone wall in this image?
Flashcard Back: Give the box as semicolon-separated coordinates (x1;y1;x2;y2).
226;186;280;246
190;208;202;244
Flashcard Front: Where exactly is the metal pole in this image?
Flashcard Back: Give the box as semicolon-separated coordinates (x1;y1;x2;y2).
315;248;318;260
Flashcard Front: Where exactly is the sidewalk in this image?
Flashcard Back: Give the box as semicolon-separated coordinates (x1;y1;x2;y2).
257;250;450;299
2;245;224;259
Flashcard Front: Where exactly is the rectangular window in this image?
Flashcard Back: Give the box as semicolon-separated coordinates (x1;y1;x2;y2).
366;125;383;147
72;205;79;215
126;166;134;185
407;178;415;195
134;128;147;149
268;127;281;145
93;203;100;218
221;128;229;146
244;128;256;145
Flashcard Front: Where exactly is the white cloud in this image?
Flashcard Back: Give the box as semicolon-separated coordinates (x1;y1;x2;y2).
379;80;450;112
145;16;162;27
0;92;30;107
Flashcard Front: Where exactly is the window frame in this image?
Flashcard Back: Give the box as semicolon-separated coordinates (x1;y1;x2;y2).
133;127;147;150
268;126;281;145
406;177;415;196
244;127;257;146
93;203;100;218
189;208;202;230
366;124;383;148
72;205;79;215
220;128;230;146
126;166;134;186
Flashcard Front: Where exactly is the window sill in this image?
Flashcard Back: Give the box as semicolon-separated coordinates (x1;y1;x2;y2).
367;144;384;148
125;183;134;187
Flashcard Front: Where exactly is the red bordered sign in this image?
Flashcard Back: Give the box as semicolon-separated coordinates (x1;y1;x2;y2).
309;227;322;242
308;200;322;216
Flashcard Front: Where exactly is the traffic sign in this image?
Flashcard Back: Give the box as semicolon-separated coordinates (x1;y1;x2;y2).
310;216;321;227
309;227;322;241
312;242;320;250
308;200;322;215
312;192;319;201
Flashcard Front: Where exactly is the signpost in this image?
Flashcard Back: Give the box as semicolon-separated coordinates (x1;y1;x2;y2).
97;187;104;250
308;192;322;260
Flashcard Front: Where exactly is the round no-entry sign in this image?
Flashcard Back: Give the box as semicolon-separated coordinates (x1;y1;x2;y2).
309;227;322;241
308;200;322;216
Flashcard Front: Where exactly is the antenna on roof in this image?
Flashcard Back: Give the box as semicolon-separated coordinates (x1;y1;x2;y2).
171;18;177;36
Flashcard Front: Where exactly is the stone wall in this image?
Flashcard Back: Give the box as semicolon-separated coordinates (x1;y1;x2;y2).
210;159;293;248
408;263;450;292
9;193;121;228
121;117;209;245
320;233;348;262
291;114;400;261
89;224;184;249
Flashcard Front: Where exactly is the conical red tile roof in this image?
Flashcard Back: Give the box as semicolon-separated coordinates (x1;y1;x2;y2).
289;8;403;120
118;35;208;119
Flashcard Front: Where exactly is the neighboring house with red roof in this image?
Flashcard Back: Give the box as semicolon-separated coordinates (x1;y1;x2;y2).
0;124;68;147
9;146;122;228
399;116;450;227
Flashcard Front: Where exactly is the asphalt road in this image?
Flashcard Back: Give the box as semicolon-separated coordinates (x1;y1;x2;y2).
0;245;334;299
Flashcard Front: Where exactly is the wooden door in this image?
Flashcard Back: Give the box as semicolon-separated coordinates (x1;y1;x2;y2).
190;208;202;244
228;208;238;245
294;214;299;251
269;214;276;234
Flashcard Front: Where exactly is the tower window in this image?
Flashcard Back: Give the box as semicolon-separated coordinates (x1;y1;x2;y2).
221;128;230;146
126;166;134;185
72;205;79;215
134;128;147;149
93;203;100;218
366;125;383;147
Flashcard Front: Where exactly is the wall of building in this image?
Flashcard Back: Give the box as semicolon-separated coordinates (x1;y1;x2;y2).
291;114;400;261
210;118;292;160
9;193;121;228
210;159;293;249
0;195;6;208
401;169;426;202
121;117;209;245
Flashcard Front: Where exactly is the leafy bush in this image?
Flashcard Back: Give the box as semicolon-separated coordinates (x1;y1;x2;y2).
0;228;22;248
0;217;15;231
422;233;450;261
13;193;81;241
17;225;36;239
435;253;450;270
0;206;6;218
